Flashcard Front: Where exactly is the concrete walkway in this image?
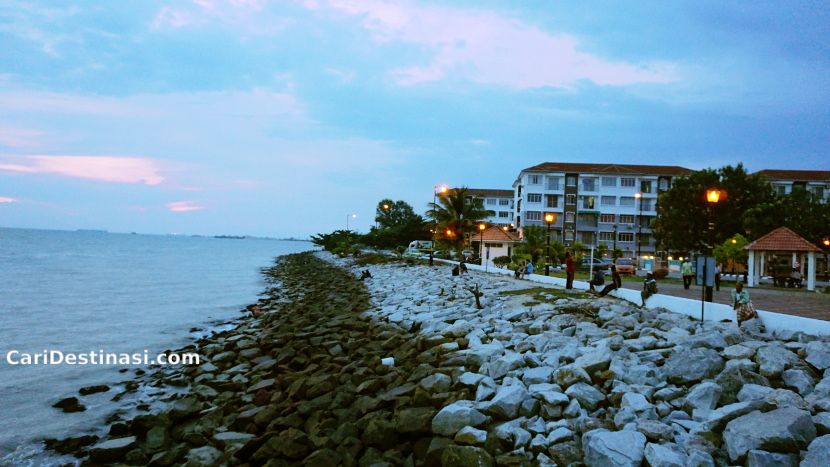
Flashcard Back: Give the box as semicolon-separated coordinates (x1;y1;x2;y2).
619;281;830;321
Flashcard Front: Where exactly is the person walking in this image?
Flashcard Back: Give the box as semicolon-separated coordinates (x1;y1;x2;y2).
565;252;575;289
525;261;535;276
714;263;721;291
598;265;622;297
588;267;605;293
681;259;693;290
641;272;658;307
731;282;757;323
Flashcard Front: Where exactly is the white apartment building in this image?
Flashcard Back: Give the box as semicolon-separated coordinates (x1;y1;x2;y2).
756;169;830;203
512;162;691;260
465;188;515;226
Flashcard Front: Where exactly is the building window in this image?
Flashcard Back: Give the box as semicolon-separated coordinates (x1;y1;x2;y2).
619;215;635;224
489;243;503;248
620;196;635;207
582;178;597;192
486;198;496;205
640;180;653;194
566;176;577;187
565;212;575;223
601;196;616;206
566;194;576;205
527;193;542;203
498;211;510;218
499;199;510;206
546;176;561;190
602;177;617;187
659;178;670;191
621;177;636;187
641;199;654;211
580;196;595;209
565;230;575;242
529;175;541;184
814;186;825;199
599;214;615;223
774;184;786;196
546;194;558;208
526;211;542;221
598;231;615;242
618;232;634;242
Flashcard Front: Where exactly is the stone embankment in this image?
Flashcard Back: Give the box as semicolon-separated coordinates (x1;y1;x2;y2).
46;251;830;466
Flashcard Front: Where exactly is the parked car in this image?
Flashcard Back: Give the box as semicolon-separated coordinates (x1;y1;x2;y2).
614;258;636;275
580;257;612;270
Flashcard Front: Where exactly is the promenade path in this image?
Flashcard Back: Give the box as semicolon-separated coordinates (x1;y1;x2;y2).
618;280;830;321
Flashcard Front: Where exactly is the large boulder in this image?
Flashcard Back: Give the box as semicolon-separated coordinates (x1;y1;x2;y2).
440;445;494;467
781;368;815;396
184;446;223;467
722;408;816;462
716;367;770;404
754;345;797;378
683;382;722;413
663;347;724;385
745;450;798;467
643;442;687;467
582;429;646;467
802;435;830;467
574;348;613;373
806;341;830;370
88;436;137;463
552;364;591;388
487;384;530;420
564;383;605;411
432;402;489;436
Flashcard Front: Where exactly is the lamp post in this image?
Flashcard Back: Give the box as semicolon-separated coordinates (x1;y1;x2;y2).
634;192;643;269
701;189;722;321
823;239;829;281
545;213;555;275
346;213;356;230
478;223;486;266
430;184;448;266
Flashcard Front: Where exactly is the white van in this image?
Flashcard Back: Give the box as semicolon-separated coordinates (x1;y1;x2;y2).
405;240;434;257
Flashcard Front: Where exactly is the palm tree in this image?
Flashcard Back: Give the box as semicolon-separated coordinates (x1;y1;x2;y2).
427;187;492;259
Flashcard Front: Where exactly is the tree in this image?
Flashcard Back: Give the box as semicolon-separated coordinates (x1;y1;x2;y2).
653;164;775;253
427;187;491;258
596;243;609;259
713;234;749;272
743;188;830;246
310;230;362;255
364;199;430;249
375;199;419;229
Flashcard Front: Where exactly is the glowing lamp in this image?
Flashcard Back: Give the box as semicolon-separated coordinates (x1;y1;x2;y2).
706;189;722;204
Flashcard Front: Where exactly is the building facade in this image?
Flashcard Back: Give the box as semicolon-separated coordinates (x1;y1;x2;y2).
512;162;691;261
755;169;830;203
465;188;515;226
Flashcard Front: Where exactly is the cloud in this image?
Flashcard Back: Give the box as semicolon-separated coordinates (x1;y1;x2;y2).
0;155;166;185
166;201;205;212
0;125;45;148
151;0;290;35
0;196;17;203
315;0;675;89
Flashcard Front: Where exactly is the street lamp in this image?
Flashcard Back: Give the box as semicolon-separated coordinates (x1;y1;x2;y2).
430;184;449;266
346;213;356;230
701;188;723;321
479;223;486;266
634;192;643;269
545;213;556;275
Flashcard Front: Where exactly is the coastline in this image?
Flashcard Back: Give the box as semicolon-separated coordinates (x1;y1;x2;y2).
44;251;830;465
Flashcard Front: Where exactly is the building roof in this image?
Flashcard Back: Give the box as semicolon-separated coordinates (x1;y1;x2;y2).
521;162;692;176
480;225;520;243
744;227;823;252
755;169;830;182
464;188;514;198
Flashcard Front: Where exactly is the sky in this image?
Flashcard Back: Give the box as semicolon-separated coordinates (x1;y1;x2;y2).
1;0;828;237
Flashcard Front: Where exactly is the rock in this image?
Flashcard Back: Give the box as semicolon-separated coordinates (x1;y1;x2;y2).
145;426;167;451
52;396;86;413
721;344;755;360
722;408;816;462
432;402;489;437
88;436;137;463
737;383;774;402
754;345;797;378
643;442;686;467
653;386;683;402
763;388;810;410
813;412;830;434
488;352;524;379
683;382;722;412
522;366;555;385
79;384;110;395
563;398;581;418
716;367;770;404
212;431;255;449
420;373;452;393
546;427;574;445
184;446;223;467
703;400;766;432
574;348;613;373
685;450;715;467
552;364;591;388
169;397;202;420
487;384;530;419
454;426;487;445
565;383;605;411
745;449;798;466
440;445;494;467
44;435;99;455
806;341;830;370
304;448;341;467
494;421;532;449
782;368;815;396
621;392;653;412
362;419;398;450
582;429;646;467
636;420;674;441
395;407;436;434
802;434;830;467
457;372;486;388
663;348;724;385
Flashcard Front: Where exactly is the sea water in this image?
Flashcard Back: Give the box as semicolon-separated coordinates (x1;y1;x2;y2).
0;228;313;464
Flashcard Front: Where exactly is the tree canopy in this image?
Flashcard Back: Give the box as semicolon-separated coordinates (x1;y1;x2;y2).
364;199;429;249
427;187;492;258
743;188;830;247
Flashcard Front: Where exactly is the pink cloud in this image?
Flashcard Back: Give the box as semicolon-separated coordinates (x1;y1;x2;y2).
0;155;165;185
0;125;45;148
0;196;17;203
316;0;675;89
166;201;205;212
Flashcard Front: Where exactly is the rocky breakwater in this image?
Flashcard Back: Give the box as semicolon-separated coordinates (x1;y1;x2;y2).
327;255;830;466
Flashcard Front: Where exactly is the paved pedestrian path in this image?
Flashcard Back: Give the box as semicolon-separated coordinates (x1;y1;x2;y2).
620;281;830;321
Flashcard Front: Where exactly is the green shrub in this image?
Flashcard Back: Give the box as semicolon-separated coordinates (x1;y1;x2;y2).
652;268;669;280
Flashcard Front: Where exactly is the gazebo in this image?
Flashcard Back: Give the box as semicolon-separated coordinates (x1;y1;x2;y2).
744;227;823;291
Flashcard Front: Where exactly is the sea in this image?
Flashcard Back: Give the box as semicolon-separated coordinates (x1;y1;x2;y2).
0;228;314;465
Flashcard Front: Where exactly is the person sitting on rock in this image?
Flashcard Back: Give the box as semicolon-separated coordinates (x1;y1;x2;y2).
588;267;605;293
597;265;621;297
452;265;460;276
525;261;534;276
732;281;757;323
641;273;658;307
459;261;468;275
514;261;525;279
359;270;372;281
